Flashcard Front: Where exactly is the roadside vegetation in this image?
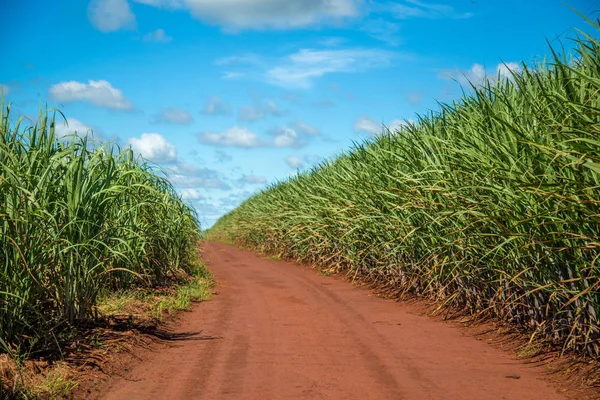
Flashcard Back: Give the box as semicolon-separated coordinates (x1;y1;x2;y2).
208;18;600;360
0;102;208;397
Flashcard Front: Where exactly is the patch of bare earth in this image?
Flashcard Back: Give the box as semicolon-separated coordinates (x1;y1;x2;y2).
93;242;599;400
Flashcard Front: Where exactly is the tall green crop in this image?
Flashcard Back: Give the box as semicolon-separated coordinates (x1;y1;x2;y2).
0;104;201;355
209;19;600;358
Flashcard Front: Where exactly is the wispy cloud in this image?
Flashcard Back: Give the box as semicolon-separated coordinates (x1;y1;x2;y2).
266;48;396;88
361;19;402;45
387;0;474;20
143;28;173;43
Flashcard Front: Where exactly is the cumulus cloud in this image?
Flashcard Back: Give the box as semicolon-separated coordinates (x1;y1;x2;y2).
199;126;262;148
388;0;473;20
49;80;133;110
127;132;177;163
353;115;380;135
266;48;395;88
439;62;522;86
143;28;173;43
354;115;413;135
496;62;522;79
88;0;136;32
286;155;304;169
132;0;359;31
292;120;320;136
238;99;283;121
272;127;302;148
200;120;320;148
238;174;268;184
201;96;232;115
152;107;193;124
180;188;203;200
388;118;415;132
53;118;95;138
167;162;231;190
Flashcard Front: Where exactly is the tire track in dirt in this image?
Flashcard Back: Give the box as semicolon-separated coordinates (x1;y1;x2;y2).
99;242;572;400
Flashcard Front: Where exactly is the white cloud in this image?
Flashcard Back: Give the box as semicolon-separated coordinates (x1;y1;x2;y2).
88;0;136;32
272;127;301;148
239;174;268;184
238;105;264;122
286;155;304;169
292;119;320;135
354;115;413;135
353;115;380;135
266;48;395;88
438;63;485;86
127;132;177;163
153;107;193;124
439;62;521;86
199;126;262;147
143;28;173;43
53;118;95;138
214;149;233;163
180;188;203;200
496;62;522;79
361;19;401;45
121;131;231;191
215;53;261;66
166;161;231;189
238;99;282;121
0;84;9;95
165;160;231;190
388;0;473;20
133;0;359;31
388;118;415;132
200;121;318;149
49;80;133;110
407;92;423;105
201;96;232;115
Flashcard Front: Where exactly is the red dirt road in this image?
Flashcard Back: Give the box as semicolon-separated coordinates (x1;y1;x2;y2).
101;242;571;400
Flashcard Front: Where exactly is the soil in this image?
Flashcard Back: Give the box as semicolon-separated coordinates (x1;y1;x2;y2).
93;242;599;400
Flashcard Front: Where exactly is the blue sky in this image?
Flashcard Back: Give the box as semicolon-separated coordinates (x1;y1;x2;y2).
2;0;598;227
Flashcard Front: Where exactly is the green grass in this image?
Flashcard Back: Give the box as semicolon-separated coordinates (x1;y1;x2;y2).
0;102;203;358
208;17;600;359
96;261;212;320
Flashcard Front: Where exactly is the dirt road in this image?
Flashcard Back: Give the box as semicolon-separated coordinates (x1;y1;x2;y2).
101;242;570;400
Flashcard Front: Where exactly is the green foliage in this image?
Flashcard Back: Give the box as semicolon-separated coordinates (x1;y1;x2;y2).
0;104;201;356
208;20;600;358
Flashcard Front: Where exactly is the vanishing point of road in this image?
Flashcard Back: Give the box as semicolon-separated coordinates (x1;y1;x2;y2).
101;242;572;400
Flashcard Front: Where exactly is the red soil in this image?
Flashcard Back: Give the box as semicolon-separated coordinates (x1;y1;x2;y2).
99;242;582;399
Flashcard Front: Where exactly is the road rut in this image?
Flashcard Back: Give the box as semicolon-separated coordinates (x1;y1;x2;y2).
101;242;569;400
